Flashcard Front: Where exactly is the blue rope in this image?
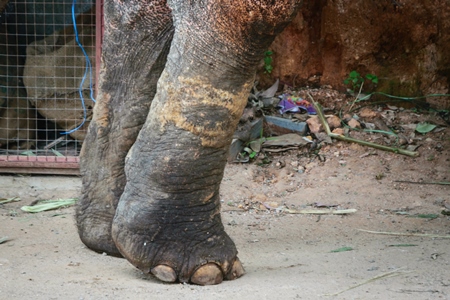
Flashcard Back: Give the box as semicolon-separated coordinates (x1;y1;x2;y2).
62;0;96;135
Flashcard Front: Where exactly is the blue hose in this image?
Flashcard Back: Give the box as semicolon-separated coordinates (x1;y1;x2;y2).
62;0;96;135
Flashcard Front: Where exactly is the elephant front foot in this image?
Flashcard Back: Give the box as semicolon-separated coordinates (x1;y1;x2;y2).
111;195;244;285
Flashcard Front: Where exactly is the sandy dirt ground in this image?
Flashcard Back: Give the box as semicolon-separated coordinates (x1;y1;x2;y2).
1;109;449;299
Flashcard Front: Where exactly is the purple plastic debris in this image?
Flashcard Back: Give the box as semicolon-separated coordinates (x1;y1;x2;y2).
278;96;300;113
277;94;317;115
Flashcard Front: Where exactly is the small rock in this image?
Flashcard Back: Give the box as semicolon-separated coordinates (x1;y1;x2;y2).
316;132;333;144
343;113;352;122
359;107;379;119
406;144;420;151
293;113;308;122
332;128;345;135
262;97;279;107
305;162;317;170
348;118;361;129
266;201;279;209
306;116;323;133
239;107;256;123
326;115;341;129
228;220;237;226
363;122;376;130
290;161;299;167
253;194;267;202
349;143;364;151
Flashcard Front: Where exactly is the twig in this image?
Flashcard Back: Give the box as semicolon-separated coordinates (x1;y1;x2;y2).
348;81;364;112
43;113;92;150
43;135;69;150
330;134;419;156
307;93;419;157
282;208;357;215
358;229;450;239
396;289;439;294
0;197;21;204
394;180;450;185
323;268;411;296
222;208;245;212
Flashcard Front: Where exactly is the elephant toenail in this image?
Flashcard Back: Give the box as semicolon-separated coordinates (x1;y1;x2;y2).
191;263;223;285
151;265;177;283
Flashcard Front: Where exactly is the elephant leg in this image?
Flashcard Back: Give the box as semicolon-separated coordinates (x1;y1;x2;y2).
111;0;301;284
76;0;173;256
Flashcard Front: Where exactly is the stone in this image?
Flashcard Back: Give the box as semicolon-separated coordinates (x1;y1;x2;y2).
306;116;323;133
343;114;353;122
264;116;307;136
293;113;308;122
253;193;268;203
359;107;379;119
348;118;361;129
327;115;342;130
332;128;345;135
239;107;256;123
266;201;279;209
305;162;318;170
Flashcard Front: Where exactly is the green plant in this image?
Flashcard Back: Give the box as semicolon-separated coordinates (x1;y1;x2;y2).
263;50;273;74
344;70;378;92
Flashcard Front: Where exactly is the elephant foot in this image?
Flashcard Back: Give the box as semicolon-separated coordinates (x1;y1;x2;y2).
111;188;244;284
111;217;245;284
76;203;122;257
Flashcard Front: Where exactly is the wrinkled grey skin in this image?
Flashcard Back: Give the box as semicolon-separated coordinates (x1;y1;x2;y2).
77;0;301;285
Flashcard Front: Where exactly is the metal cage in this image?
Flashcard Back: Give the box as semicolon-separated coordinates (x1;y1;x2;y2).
0;0;100;174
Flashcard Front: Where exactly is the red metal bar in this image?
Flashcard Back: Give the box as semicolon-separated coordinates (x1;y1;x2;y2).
0;156;80;175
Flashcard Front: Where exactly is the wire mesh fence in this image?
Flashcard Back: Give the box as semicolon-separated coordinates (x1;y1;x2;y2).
0;0;96;174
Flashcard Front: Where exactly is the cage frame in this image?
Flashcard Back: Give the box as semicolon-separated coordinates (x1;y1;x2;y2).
0;0;103;175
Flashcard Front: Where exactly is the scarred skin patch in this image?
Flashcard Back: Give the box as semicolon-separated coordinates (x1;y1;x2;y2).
92;92;111;129
156;73;252;148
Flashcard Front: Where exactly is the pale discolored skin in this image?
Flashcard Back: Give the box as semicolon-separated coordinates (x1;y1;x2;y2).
77;0;301;284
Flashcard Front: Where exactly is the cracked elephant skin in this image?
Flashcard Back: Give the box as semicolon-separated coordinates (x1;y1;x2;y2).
76;0;301;285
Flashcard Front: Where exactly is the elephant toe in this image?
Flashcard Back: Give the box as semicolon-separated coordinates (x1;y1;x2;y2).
151;265;177;283
225;257;245;281
190;258;244;285
191;263;223;285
